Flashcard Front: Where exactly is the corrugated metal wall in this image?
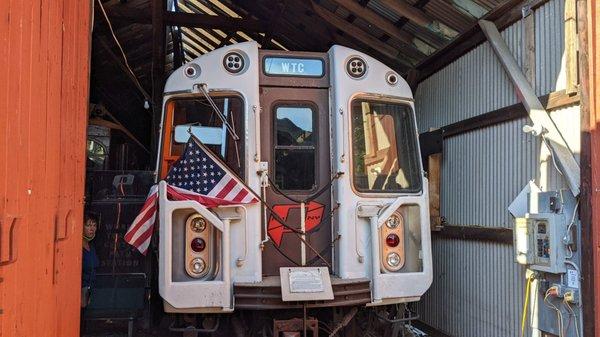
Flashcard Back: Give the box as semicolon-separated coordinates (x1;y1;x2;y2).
413;0;580;335
0;1;91;336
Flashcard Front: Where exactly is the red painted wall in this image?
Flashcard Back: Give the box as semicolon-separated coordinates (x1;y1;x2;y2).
0;0;91;336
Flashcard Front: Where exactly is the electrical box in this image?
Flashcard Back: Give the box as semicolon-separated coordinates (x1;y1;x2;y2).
514;213;566;274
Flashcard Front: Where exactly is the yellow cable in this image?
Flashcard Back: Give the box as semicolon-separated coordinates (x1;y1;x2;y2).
521;275;534;337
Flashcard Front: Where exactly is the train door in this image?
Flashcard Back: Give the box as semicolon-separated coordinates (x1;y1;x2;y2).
259;52;332;275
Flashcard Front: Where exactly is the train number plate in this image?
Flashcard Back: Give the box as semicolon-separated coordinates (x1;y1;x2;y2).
289;269;324;293
280;267;334;301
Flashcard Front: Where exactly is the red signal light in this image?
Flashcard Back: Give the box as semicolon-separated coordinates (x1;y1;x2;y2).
386;234;400;247
191;238;206;252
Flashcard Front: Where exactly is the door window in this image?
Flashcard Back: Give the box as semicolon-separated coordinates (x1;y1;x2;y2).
274;105;316;190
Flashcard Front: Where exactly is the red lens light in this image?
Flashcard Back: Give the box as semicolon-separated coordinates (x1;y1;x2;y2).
386;234;400;247
191;238;206;252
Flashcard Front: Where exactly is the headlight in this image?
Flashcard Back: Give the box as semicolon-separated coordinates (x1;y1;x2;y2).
387;252;401;267
189;215;207;233
190;258;206;274
385;214;400;229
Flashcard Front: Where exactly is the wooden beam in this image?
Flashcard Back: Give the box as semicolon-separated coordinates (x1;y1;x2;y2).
94;35;152;105
564;0;577;94
151;0;166;155
377;0;458;38
479;19;580;196
428;153;442;231
576;0;597;333
310;2;415;66
433;225;513;244
103;5;266;31
164;11;264;31
522;9;535;87
329;0;413;46
415;0;549;83
421;90;580;140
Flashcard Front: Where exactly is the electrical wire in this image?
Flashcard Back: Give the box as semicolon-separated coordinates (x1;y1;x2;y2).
564;298;581;337
544;287;564;337
95;0;152;103
520;274;535;337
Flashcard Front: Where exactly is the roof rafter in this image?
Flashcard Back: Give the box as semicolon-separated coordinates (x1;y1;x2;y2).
310;1;418;66
377;0;459;39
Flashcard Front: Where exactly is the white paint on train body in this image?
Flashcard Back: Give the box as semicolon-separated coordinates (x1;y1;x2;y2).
157;41;433;312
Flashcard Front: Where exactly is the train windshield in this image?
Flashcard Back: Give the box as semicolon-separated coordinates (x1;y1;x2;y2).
351;98;422;193
160;96;245;179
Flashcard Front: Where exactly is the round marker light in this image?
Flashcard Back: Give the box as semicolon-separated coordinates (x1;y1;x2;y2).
386;234;400;247
386;214;400;229
190;258;206;274
387;252;401;267
190;238;206;252
190;216;207;233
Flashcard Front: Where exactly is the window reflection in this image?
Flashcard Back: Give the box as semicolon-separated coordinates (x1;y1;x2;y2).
274;106;316;190
351;99;421;193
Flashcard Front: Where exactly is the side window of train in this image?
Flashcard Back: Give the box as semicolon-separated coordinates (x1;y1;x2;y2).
273;104;316;191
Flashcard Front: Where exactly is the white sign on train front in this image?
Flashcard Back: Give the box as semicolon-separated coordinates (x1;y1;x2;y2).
263;57;324;77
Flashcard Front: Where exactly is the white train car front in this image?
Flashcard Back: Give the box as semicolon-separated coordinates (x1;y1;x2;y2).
155;41;433;314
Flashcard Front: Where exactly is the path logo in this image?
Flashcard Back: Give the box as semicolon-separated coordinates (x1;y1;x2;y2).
267;201;324;247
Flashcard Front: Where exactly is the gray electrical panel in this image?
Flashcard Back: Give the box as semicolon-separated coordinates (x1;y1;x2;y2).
514;213;566;273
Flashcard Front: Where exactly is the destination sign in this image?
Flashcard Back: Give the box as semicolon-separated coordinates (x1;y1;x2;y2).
263;57;324;77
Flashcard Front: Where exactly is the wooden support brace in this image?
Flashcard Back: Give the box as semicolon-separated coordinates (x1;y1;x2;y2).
479;19;581;196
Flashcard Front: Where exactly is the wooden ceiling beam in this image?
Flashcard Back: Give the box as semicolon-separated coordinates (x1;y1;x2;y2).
377;0;459;38
103;5;266;31
414;0;549;83
329;0;414;45
329;0;437;57
310;2;415;66
232;0;322;51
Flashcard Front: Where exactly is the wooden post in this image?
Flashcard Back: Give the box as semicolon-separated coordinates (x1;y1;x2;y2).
522;6;535;87
152;0;166;158
564;0;578;94
428;153;442;231
577;0;597;335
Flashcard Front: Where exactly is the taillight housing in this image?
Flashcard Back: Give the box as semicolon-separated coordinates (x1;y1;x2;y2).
185;213;212;278
381;212;405;271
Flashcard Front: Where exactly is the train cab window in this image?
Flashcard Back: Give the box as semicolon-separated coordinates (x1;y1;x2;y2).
274;105;316;190
351;99;422;193
161;96;244;178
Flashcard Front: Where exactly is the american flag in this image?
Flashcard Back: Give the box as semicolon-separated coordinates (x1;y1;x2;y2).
124;137;258;254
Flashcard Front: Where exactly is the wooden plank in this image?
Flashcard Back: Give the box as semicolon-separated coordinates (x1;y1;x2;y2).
576;0;597;334
523;9;535;87
479;19;580;196
328;0;414;45
152;0;167;154
428;153;443;231
564;0;578;94
377;0;458;37
432;225;513;244
426;90;580;139
415;0;549;83
310;2;413;66
104;5;266;31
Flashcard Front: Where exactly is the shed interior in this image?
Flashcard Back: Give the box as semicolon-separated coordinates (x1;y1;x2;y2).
86;0;589;336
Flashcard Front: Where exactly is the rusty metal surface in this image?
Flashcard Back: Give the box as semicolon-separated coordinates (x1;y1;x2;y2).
234;277;371;310
0;0;92;336
274;317;319;337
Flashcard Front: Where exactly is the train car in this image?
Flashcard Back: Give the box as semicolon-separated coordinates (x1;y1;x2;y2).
155;41;433;334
